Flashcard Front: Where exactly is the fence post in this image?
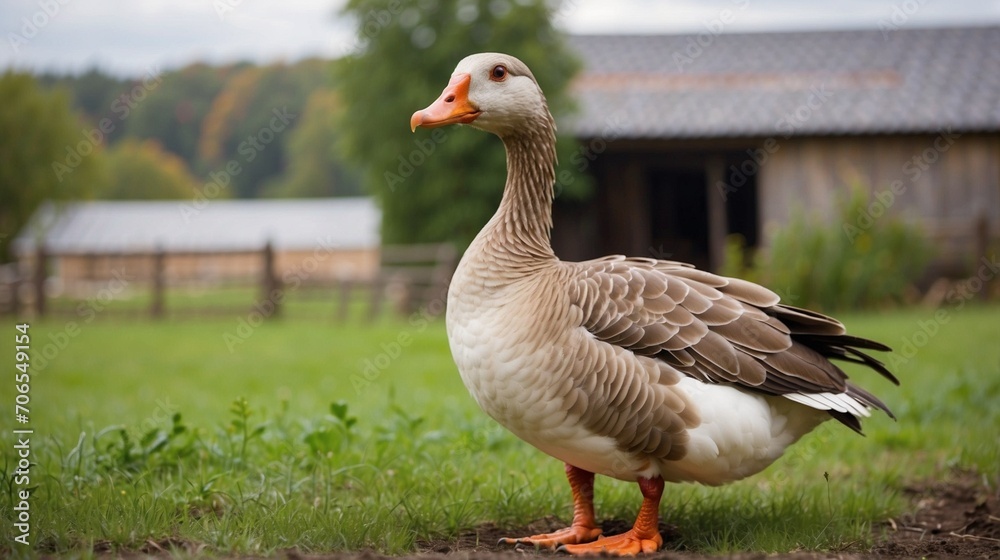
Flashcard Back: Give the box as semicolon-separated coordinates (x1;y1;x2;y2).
706;156;728;273
337;279;353;322
975;214;990;301
151;246;165;319
10;268;22;317
33;244;46;318
429;243;457;308
262;241;281;318
367;275;383;323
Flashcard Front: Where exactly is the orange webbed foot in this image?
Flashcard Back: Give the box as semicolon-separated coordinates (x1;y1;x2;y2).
498;524;603;549
499;464;603;550
557;527;663;556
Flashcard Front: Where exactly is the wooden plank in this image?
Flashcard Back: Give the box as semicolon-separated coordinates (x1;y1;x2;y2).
34;245;46;317
380;243;457;264
151;247;165;319
706;156;727;272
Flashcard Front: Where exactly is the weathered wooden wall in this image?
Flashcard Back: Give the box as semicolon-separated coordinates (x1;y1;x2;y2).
759;133;1000;267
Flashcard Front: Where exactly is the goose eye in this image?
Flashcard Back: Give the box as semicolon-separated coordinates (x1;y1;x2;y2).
490;65;507;81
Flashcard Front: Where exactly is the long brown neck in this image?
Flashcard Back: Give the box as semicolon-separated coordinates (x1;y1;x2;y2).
481;118;558;263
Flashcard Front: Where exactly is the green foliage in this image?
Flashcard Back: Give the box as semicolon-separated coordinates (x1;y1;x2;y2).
0;71;101;262
36;61;336;201
198;60;332;198
97;138;198;199
37;68;131;145
228;397;266;465
335;0;590;246
303;401;359;455
92;413;189;474
726;186;934;311
263;90;364;198
122;63;236;168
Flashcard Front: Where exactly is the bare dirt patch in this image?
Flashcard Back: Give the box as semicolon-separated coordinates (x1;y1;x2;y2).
872;470;999;558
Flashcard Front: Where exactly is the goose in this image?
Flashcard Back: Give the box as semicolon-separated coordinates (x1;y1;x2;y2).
410;52;897;556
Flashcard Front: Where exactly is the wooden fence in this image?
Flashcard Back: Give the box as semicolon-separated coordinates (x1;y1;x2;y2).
0;243;457;321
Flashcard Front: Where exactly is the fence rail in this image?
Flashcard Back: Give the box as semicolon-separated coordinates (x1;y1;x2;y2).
0;242;457;321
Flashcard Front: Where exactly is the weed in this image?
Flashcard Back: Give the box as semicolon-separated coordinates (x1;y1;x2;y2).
227;397;265;467
724;184;934;311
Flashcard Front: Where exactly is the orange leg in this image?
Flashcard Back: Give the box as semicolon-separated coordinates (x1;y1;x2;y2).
499;463;603;549
559;476;664;556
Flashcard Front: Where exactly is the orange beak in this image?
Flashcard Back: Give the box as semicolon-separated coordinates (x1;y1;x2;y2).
410;73;481;132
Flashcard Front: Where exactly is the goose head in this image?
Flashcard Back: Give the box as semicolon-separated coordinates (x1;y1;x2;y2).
410;52;552;138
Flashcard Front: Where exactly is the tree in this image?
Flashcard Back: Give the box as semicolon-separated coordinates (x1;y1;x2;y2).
97;138;199;200
0;72;101;262
264;89;363;198
123;63;236;172
197;60;331;198
335;0;589;247
38;67;132;145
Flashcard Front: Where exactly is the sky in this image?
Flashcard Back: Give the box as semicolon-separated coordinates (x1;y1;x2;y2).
3;0;1000;77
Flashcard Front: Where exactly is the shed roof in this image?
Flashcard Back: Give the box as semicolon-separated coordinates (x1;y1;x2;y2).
567;26;1000;139
14;198;380;255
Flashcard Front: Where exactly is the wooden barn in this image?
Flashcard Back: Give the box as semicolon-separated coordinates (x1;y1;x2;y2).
554;26;1000;276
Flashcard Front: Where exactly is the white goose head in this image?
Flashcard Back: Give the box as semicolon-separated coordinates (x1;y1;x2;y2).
410;52;552;138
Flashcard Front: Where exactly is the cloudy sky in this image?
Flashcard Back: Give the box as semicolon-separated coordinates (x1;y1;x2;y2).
3;0;1000;76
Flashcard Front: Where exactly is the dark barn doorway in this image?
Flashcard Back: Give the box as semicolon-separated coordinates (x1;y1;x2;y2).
552;148;762;272
647;167;710;270
645;155;759;273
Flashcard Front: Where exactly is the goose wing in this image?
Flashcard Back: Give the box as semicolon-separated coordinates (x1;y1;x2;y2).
567;255;897;434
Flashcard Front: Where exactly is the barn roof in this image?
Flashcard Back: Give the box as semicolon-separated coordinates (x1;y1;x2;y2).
567;26;1000;139
14;198;380;255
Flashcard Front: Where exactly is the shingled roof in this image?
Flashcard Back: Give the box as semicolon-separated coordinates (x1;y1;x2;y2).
567;26;1000;139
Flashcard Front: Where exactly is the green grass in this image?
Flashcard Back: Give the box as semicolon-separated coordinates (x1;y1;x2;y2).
45;283;390;322
1;304;998;557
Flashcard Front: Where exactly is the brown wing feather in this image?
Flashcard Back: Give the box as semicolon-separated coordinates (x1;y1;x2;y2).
570;256;896;432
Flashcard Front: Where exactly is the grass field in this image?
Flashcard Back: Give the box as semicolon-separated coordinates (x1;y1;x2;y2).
1;303;998;557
